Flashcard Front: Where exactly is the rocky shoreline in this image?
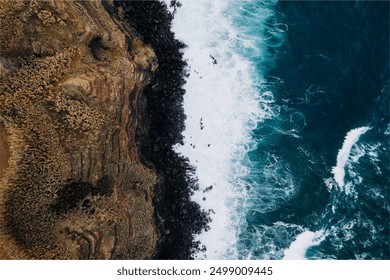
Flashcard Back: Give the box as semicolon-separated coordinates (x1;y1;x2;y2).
0;0;208;259
110;1;210;259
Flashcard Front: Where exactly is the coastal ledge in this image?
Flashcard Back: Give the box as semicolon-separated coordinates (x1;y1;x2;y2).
0;0;208;259
110;1;210;259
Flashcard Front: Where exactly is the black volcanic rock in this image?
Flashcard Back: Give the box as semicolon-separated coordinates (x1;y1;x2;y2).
112;0;210;259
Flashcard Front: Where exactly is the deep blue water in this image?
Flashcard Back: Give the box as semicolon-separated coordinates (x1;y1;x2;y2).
237;1;389;259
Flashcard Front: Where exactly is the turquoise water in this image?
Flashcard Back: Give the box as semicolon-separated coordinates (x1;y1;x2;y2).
234;0;389;259
170;0;389;259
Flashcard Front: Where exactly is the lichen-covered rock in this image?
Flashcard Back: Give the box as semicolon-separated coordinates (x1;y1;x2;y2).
0;0;159;259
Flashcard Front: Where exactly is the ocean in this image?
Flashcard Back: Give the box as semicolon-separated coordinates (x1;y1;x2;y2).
167;0;389;259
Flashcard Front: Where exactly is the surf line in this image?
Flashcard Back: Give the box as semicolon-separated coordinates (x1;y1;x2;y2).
331;126;371;190
283;230;326;260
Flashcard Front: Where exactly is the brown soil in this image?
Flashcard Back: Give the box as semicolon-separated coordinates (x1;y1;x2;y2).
0;0;159;259
0;122;10;181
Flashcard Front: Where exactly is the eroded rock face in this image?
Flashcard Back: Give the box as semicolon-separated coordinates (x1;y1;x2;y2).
0;0;159;259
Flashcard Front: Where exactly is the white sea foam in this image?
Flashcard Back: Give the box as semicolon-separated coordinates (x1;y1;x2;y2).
282;230;326;260
240;222;304;260
167;0;281;259
384;123;390;136
331;126;370;190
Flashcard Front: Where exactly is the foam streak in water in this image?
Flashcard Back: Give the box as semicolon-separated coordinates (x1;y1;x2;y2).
332;126;370;189
283;230;325;260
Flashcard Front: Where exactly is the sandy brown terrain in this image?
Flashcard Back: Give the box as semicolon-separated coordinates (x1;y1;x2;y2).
0;122;10;182
0;0;160;259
